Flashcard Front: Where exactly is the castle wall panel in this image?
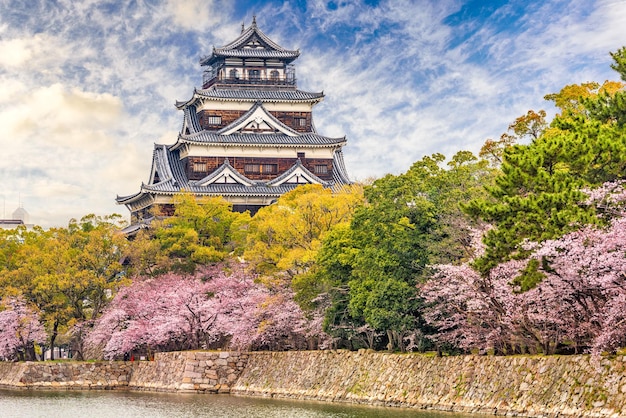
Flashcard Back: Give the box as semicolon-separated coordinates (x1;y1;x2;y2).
183;156;334;181
197;110;312;132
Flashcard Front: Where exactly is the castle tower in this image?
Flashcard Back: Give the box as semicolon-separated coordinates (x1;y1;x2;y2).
117;18;351;223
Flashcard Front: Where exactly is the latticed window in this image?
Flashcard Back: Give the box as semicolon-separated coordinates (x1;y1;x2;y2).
207;116;221;125
193;161;207;172
229;69;239;79
270;70;279;80
245;163;277;174
314;165;328;174
296;117;307;127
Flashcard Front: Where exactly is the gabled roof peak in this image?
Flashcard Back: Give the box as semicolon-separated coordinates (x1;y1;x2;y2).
219;17;296;54
217;100;301;136
240;15;258;35
200;17;299;67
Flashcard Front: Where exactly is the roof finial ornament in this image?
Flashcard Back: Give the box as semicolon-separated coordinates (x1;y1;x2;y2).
241;22;245;33
252;15;257;26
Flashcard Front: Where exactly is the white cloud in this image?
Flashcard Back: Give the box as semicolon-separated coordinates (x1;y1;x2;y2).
1;0;625;227
165;0;231;32
0;37;37;67
0;84;122;149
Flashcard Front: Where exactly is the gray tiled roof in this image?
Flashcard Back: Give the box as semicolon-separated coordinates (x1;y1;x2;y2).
182;104;202;134
177;132;346;147
221;20;293;52
176;89;323;108
212;49;299;59
332;149;352;185
189;158;256;187
176;101;343;147
200;19;299;67
265;159;329;187
184;183;298;196
215;100;301;136
117;143;349;207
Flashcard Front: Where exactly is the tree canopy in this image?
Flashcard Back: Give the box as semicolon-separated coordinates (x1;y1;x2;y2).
465;48;626;288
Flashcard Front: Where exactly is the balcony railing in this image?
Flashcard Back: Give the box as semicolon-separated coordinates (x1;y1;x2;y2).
202;74;297;89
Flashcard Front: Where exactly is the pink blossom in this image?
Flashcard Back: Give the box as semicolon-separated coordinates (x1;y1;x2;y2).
86;262;324;358
422;182;626;355
0;297;46;360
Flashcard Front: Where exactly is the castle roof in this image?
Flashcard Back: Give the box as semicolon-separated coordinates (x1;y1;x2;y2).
200;17;299;66
116;146;335;211
176;88;324;109
176;132;346;148
176;101;345;148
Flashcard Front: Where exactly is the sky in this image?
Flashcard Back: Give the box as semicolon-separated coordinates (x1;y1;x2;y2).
1;0;626;227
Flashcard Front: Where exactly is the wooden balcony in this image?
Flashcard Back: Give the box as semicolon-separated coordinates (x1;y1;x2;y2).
202;75;297;90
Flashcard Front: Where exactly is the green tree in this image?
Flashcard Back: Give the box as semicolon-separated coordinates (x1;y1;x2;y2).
149;193;250;273
466;48;626;289
306;151;494;351
244;184;363;281
480;110;547;166
0;215;128;359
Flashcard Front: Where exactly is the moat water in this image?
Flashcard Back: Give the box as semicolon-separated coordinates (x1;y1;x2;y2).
0;390;476;418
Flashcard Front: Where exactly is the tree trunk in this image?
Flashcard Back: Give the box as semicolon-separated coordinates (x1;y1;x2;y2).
387;329;393;351
25;342;37;361
49;320;59;361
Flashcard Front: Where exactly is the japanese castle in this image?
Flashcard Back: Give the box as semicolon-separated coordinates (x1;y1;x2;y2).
117;17;351;224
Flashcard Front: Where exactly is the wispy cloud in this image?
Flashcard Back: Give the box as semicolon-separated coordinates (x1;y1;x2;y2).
0;0;625;227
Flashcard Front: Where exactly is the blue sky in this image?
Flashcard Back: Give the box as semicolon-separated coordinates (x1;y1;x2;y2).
1;0;625;227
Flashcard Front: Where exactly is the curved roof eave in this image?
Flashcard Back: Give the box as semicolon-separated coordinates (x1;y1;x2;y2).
175;88;324;109
265;159;330;187
212;49;299;59
189;158;257;187
199;18;300;67
116;191;144;204
172;133;347;149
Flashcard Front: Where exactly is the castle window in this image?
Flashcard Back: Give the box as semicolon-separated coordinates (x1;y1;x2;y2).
245;163;277;174
296;117;307;127
297;152;305;159
207;116;221;125
193;161;207;172
229;69;239;80
263;164;277;173
314;165;328;174
249;69;260;80
270;70;279;80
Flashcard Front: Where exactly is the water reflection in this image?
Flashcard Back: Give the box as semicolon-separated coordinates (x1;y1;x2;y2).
0;390;475;418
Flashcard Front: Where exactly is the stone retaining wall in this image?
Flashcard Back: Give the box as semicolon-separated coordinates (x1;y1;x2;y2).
0;351;246;393
0;361;132;390
129;351;247;393
232;350;626;417
1;350;626;417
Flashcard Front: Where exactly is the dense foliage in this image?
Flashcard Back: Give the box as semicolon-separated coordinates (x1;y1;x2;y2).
0;215;128;359
86;262;323;359
422;181;626;356
297;151;495;351
466;48;626;287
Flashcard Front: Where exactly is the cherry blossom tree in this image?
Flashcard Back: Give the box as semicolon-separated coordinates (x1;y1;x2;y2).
422;182;626;356
86;262;326;359
0;297;46;361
